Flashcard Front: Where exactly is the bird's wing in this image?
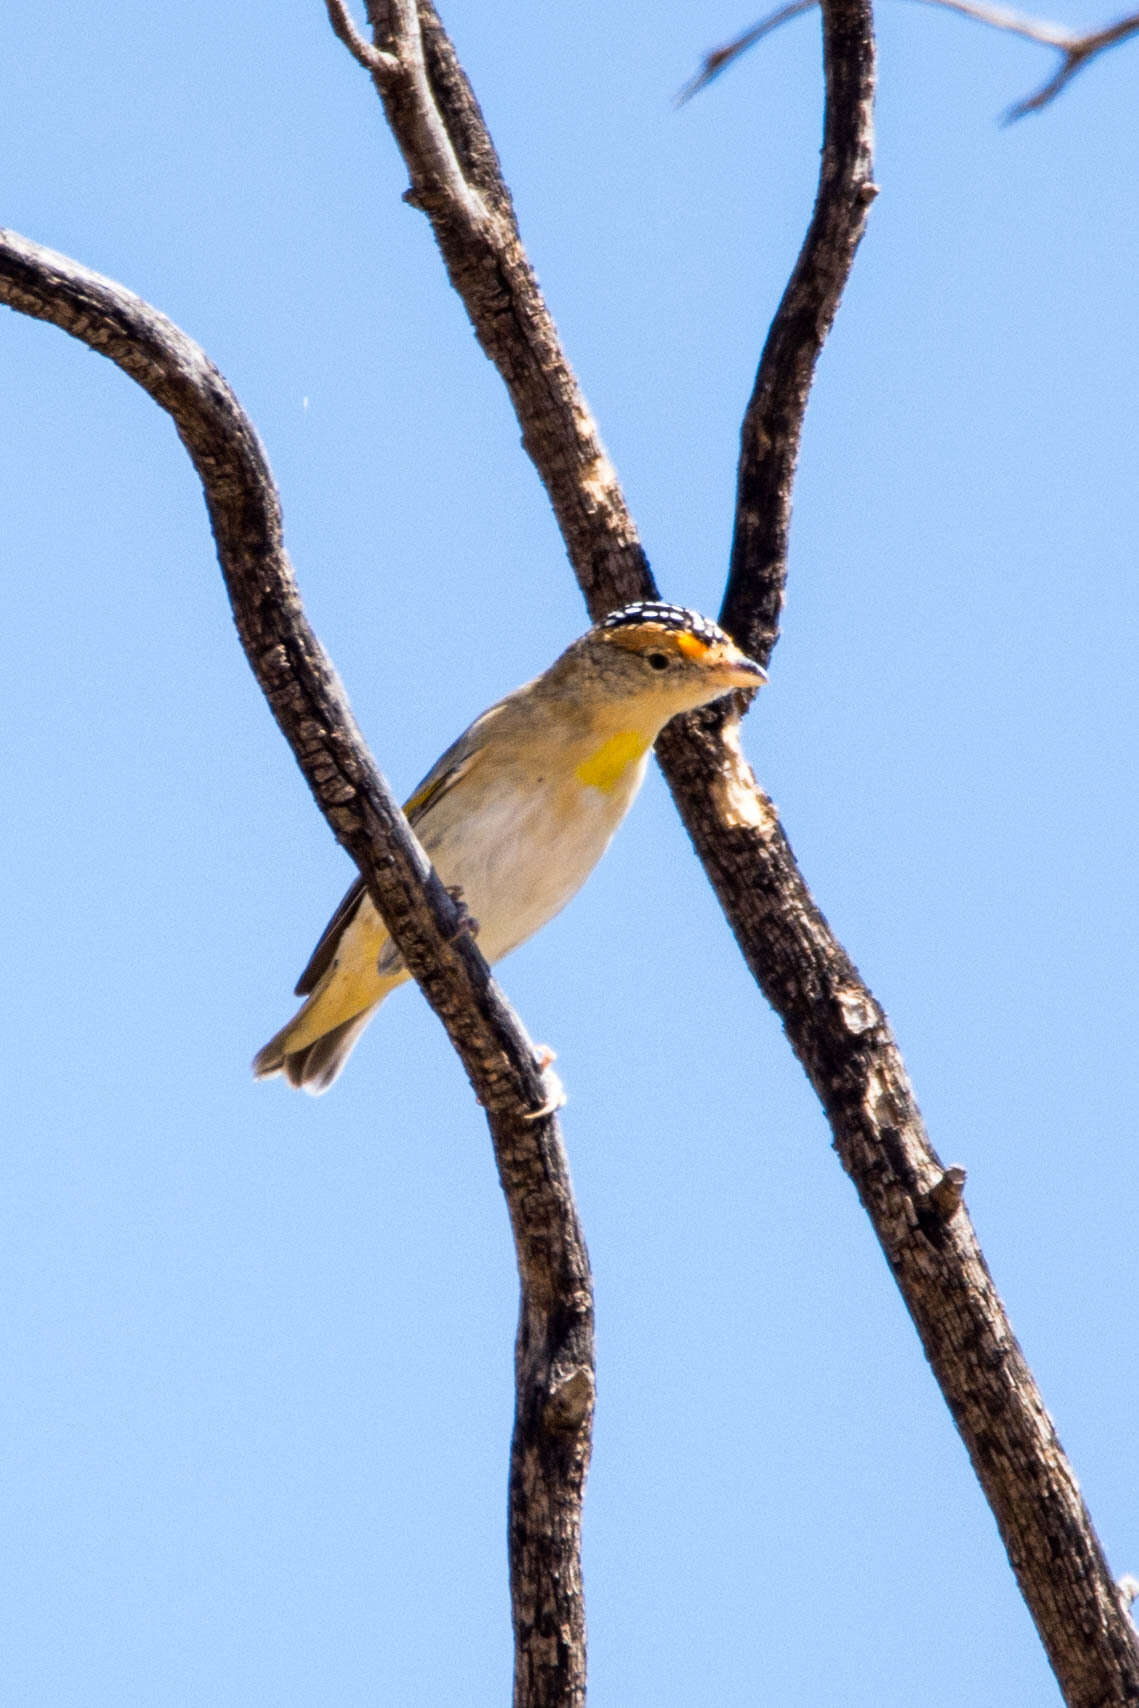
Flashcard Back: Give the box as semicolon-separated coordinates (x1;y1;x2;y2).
293;875;369;995
402;730;484;826
292;727;489;996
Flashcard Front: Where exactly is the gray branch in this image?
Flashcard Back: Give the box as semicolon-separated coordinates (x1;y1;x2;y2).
0;224;594;1708
679;0;1139;121
323;1;1139;1701
718;0;877;664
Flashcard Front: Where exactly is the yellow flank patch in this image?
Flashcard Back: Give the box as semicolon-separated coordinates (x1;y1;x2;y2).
575;729;651;792
675;631;710;662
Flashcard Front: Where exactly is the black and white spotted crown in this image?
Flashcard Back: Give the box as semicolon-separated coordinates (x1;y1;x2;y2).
599;602;730;648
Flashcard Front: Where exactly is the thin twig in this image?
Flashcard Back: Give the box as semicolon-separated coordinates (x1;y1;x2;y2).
0;225;595;1708
911;0;1075;47
998;9;1139;117
675;0;816;104
680;0;1139;119
911;0;1139;118
327;1;1139;1699
324;0;397;75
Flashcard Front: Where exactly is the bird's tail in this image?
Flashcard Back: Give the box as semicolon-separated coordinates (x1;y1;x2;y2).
252;1008;374;1095
252;965;401;1095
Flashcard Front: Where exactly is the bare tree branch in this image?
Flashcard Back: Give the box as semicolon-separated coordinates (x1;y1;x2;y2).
651;726;1139;1708
0;226;594;1708
326;0;397;75
675;0;816;105
912;0;1080;47
993;7;1139;118
351;0;655;618
325;1;1139;1699
671;9;1137;1693
680;0;1139;120
718;0;877;662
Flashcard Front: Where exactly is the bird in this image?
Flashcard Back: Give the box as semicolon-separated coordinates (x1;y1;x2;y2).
252;601;765;1093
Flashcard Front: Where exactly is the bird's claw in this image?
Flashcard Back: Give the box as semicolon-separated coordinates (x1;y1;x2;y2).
446;885;480;942
523;1047;565;1121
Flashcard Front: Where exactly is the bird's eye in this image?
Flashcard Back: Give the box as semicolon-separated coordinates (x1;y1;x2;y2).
646;651;671;671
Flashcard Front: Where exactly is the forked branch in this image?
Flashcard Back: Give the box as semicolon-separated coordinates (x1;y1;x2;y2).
0;226;594;1708
678;0;1139;121
327;1;1139;1701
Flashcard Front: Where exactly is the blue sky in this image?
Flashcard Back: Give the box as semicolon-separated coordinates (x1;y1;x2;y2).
3;1;1137;1703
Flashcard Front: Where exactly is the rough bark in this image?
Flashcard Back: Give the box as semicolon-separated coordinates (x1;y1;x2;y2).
0;225;593;1708
718;0;877;663
655;706;1139;1707
332;0;654;621
328;2;1139;1701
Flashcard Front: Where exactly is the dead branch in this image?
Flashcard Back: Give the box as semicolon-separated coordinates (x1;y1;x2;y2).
327;0;654;618
326;1;1139;1701
718;0;877;662
990;6;1139;118
676;0;816;105
0;225;594;1708
680;0;1139;120
326;0;396;74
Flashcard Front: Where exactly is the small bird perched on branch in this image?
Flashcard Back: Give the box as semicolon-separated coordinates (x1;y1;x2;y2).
253;602;765;1093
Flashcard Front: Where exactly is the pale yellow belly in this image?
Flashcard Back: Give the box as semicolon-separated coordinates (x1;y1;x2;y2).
419;762;645;963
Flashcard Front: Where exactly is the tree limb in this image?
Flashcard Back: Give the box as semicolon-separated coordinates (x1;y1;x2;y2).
326;1;1139;1700
330;0;655;618
993;7;1139;119
0;226;594;1708
718;0;877;663
326;0;398;75
679;0;1139;121
675;0;817;106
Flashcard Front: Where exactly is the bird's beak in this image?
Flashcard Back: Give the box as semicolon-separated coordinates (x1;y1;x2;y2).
721;651;767;689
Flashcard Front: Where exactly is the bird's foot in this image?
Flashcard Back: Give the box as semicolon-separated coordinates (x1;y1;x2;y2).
446;885;480;942
523;1046;566;1121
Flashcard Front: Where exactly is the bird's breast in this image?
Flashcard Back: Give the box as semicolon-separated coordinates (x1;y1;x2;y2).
420;743;651;963
573;728;652;792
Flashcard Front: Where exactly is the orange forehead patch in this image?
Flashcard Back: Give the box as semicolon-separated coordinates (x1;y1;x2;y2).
674;631;712;662
603;621;717;661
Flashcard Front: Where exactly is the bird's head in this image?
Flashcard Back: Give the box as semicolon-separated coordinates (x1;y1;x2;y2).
571;602;766;724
